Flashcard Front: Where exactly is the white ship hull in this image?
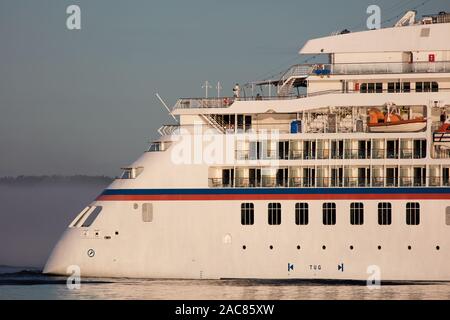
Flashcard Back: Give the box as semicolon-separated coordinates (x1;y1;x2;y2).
44;194;450;281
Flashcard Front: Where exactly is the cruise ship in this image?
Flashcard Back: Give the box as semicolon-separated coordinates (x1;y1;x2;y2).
44;11;450;281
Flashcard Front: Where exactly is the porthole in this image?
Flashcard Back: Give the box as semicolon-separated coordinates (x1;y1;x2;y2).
378;245;382;250
133;203;139;210
322;245;326;250
115;231;119;235
242;245;246;250
350;245;354;250
269;245;273;250
436;245;440;250
408;245;412;250
297;245;301;250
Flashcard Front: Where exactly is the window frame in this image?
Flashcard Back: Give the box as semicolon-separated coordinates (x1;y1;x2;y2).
241;203;255;225
295;203;309;225
378;202;392;225
406;202;420;225
322;202;336;225
268;202;281;225
350;202;364;225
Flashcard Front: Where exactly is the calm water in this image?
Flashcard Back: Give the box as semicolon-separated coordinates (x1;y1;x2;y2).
1;267;450;300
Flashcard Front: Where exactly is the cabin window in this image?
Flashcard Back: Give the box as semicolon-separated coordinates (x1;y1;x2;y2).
388;82;401;93
360;83;367;93
402;82;411;92
268;203;281;225
406;202;420;225
413;167;426;186
416;81;439;92
241;203;254;225
323;203;336;225
378;202;392;225
413;139;426;159
416;82;423;92
375;83;383;93
142;203;153;222
432;81;439;92
81;206;103;227
120;167;144;179
295;203;309;225
350;202;364;225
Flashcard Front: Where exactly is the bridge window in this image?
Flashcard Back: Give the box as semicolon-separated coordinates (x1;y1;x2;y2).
378;202;392;225
268;203;281;225
295;203;309;225
81;206;103;227
148;141;171;152
241;203;254;225
323;203;336;225
406;202;420;225
350;202;364;225
120;167;144;179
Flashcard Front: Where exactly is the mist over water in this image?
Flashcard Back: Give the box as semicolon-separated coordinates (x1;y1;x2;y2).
0;176;112;268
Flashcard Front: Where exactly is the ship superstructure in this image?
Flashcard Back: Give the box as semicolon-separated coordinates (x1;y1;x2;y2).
44;11;450;280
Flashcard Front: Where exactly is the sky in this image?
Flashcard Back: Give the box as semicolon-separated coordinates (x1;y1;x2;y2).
1;0;450;177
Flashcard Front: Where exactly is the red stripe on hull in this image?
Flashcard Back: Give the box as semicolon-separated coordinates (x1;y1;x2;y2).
96;193;450;201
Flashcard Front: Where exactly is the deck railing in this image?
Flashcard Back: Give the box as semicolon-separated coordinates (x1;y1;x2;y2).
208;176;441;188
283;61;450;79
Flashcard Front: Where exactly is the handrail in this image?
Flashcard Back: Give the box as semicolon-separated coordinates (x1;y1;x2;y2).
281;61;450;78
173;86;450;110
208;176;440;188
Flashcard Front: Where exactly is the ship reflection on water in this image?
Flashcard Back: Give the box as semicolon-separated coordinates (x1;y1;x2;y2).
1;271;450;300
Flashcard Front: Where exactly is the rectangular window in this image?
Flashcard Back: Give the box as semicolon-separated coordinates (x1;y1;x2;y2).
350;202;364;225
142;203;153;222
81;206;103;227
375;83;383;93
241;203;254;225
432;81;439;92
416;82;423;92
120;167;144;179
295;203;309;225
360;83;367;93
368;83;375;93
413;139;426;159
402;82;411;92
387;82;395;93
268;203;281;225
323;202;336;225
406;202;420;225
378;202;392;225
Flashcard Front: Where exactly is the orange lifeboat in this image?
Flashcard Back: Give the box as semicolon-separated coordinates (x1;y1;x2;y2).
368;108;426;133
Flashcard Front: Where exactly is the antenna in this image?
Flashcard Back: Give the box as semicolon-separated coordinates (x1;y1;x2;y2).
202;81;212;98
155;93;178;123
216;81;222;98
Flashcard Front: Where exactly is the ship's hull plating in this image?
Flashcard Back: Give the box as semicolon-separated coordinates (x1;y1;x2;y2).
44;190;450;281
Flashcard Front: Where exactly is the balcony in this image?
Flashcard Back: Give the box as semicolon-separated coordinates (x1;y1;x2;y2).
282;61;450;79
209;176;433;188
